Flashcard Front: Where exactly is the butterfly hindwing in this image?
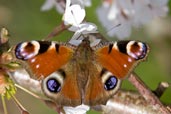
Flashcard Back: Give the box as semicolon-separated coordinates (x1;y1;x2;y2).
84;67;121;105
41;68;82;106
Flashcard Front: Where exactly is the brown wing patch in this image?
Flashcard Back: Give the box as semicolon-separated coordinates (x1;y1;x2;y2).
54;73;82;106
84;75;106;105
61;74;81;100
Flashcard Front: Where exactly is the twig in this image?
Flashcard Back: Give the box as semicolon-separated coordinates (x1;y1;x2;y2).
10;93;29;114
153;82;169;98
15;84;63;114
128;72;171;114
43;22;69;40
1;95;8;114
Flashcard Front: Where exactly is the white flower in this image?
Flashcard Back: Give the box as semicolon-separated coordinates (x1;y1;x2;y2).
69;22;97;37
42;0;98;45
41;0;66;14
68;22;98;46
62;0;98;45
62;104;90;114
41;0;91;14
97;0;169;39
63;0;85;27
71;0;92;7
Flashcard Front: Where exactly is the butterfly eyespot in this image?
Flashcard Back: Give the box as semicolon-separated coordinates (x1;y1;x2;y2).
42;71;65;99
101;69;121;91
126;41;148;60
15;41;40;60
104;76;118;91
46;78;61;93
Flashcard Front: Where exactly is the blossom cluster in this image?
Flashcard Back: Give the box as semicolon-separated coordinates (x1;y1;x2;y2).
41;0;169;39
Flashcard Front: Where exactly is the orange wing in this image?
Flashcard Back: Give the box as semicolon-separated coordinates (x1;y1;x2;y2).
95;41;149;79
14;41;74;79
27;45;73;78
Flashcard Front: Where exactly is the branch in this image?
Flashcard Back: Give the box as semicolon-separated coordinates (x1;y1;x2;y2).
43;22;69;40
97;87;170;114
100;90;162;114
128;72;171;114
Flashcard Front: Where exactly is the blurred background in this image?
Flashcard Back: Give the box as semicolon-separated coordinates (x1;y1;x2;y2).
0;0;171;114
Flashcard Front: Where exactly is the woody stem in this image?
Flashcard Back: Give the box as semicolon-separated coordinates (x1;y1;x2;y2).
43;22;70;40
128;72;170;114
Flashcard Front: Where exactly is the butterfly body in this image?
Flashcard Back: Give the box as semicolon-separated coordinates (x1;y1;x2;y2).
12;37;149;106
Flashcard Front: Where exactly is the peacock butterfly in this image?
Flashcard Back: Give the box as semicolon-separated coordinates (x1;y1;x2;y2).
11;34;149;107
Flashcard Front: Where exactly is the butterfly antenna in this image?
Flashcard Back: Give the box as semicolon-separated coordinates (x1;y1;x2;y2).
106;23;121;35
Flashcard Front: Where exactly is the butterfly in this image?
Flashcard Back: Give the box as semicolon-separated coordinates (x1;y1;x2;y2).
11;34;149;107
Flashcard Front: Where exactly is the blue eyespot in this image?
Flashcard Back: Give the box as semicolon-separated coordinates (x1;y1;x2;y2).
15;42;25;60
46;78;61;93
15;42;36;60
104;76;118;90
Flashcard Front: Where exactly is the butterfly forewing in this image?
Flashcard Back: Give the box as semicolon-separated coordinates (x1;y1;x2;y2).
14;41;74;79
96;41;149;79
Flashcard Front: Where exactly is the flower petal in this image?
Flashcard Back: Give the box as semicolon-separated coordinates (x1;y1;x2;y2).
63;104;90;114
41;0;56;11
63;0;85;26
96;0;169;39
